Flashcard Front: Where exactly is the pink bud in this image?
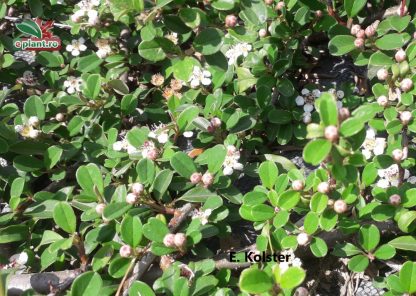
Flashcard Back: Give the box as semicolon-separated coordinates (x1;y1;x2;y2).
190;172;202;184
401;78;413;92
207;125;215;133
225;15;237;28
126;193;137;205
389;194;401;206
324;125;339;142
147;148;158;160
315;10;323;18
119;245;133;258
377;95;388;107
365;26;376;37
354;37;365;48
174;233;187;248
296;233;310;246
210;117;221;128
338;108;350;122
377;68;388;81
265;0;274;5
95;203;106;215
333;200;347;214
317;182;330;194
259;28;267;38
55;113;65;122
395;49;406;62
356;30;365;38
400;111;412;125
276;1;285;10
131;183;144;195
350;24;361;36
202;172;214;187
163;233;176;248
292;180;304;191
392;149;404;162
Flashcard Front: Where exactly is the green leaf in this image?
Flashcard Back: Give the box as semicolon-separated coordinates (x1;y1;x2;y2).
236;67;257;94
389;236;416;251
375;33;411;50
259;161;278;189
400;261;416;293
103;202;132;221
340;117;364;137
193;28;224;55
76;164;104;197
277;190;300;210
71;271;102;296
170;151;197;179
358;224;380;252
121;215;143;248
303;139;332;165
36;52;64;68
203;145;227;174
129;281;156;296
67;116;84;136
13;155;44;172
279;267;306;289
317;93;338;126
304;212;319;234
53;202;76;234
173;57;200;81
136;158;155;185
138;39;166;62
178;187;218;202
24;96;45;120
83;74;101;100
152;169;173;200
177;106;200;132
328;35;356;56
344;0;366;17
142;217;169;243
211;0;235;10
179;8;201;28
16;19;42;38
374;244;395;260
44;146;63;169
310;237;328;257
239;268;273;294
0;225;29;243
398;211;416;233
348;255;369;272
108;79;129;95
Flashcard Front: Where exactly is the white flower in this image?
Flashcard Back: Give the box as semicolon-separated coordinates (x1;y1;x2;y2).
192;208;212;225
377;164;410;188
64;76;82;94
72;0;100;24
183;131;194;138
28;116;39;127
222;145;243;175
189;66;211;88
336;90;345;99
29;129;40;139
95;39;112;58
66;37;87;56
13;252;28;265
148;123;169;144
361;128;386;160
0;157;8;167
225;43;252;65
112;138;138;155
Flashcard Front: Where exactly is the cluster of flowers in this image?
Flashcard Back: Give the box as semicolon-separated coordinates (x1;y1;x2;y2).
66;37;112;59
1;252;28;270
222;145;243;176
150;74;184;99
15;116;41;139
225;43;252;65
70;0;100;25
189;66;212;89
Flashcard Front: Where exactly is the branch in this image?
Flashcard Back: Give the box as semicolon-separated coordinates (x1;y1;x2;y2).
7;269;81;296
4;16;72;29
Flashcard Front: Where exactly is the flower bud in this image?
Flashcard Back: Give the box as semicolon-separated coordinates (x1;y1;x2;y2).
119;245;133;258
265;0;274;5
225;15;237;28
174;233;187;248
126;193;137;205
163;233;176;248
377;68;388;81
392;149;404;162
400;78;413;92
259;28;267;38
324;125;339;142
333;200;347;214
338;108;350;122
207;125;215;133
55;113;65;122
350;24;361;36
210;117;221;128
365;25;376;37
395;49;407;62
400;111;412;125
95;203;106;215
315;10;323;18
295;287;309;296
377;95;388;107
389;194;401;206
354;37;365;48
190;172;202;184
131;182;144;195
276;1;285;10
356;30;365;38
28;116;39;127
296;232;310;246
317;182;330;194
202;172;214;187
292;180;304;191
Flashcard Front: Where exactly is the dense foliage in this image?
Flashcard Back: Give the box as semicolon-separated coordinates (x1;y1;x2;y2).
1;0;416;295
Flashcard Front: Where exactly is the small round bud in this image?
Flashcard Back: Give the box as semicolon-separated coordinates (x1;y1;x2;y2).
400;111;412;125
296;232;310;246
174;233;187;248
210;117;221;128
401;78;413;92
55;113;65;122
392;149;404;162
276;1;285;10
274;206;280;213
338;108;350;121
295;287;309;296
265;0;274;5
190;172;202;184
377;68;388;81
315;10;323;18
163;233;176;248
119;245;133;258
259;28;267;38
126;193;137;205
354;37;365;48
350;24;361;36
225;15;237;28
395;49;407;62
131;183;144;195
356;30;365;38
365;25;376;37
377;95;388;107
324;125;339;142
317;182;330;194
95;203;106;215
292;180;304;191
333;200;347;214
28;116;39;127
389;194;401;206
202;172;214;187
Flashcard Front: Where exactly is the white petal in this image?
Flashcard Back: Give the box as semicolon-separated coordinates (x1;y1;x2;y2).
157;133;169;144
202;70;211;77
295;96;305;106
233;162;244;170
336;101;343;109
223;166;233;176
366;128;376;139
404;169;410;180
362;149;372;160
201;77;211;86
303;103;314;112
66;44;73;52
72;49;80;56
377;179;389;188
79;44;87;51
190;79;200;88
